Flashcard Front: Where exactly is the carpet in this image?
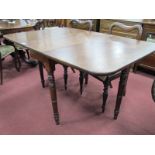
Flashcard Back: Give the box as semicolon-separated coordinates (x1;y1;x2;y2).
0;57;155;135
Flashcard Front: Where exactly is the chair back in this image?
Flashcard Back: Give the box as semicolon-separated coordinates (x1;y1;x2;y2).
69;19;93;31
34;19;66;30
109;22;143;40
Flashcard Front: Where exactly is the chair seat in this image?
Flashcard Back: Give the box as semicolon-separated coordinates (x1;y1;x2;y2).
95;75;107;81
94;70;122;82
14;43;27;50
0;45;15;58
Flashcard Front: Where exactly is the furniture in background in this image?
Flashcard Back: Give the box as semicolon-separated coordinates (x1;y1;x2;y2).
0;19;38;67
37;19;74;89
69;19;93;93
0;43;20;84
4;27;155;125
38;19;93;90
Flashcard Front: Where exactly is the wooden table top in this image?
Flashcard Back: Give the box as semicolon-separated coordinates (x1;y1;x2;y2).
0;19;36;31
4;27;155;75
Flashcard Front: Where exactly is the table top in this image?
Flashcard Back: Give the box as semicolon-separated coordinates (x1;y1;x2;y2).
0;19;36;31
4;27;155;75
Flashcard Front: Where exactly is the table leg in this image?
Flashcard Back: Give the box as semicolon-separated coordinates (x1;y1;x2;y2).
114;67;130;119
102;77;110;113
48;60;60;125
63;65;68;90
38;61;45;88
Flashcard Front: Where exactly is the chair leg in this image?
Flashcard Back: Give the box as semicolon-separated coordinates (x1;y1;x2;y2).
109;81;113;88
0;58;3;85
26;49;30;59
63;65;68;90
38;61;45;88
133;63;138;73
79;71;84;94
84;73;89;85
71;67;75;73
102;77;110;113
14;51;21;72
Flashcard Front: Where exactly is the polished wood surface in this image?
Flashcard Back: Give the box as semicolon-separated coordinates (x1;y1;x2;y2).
4;27;155;75
4;26;155;124
100;19;155;73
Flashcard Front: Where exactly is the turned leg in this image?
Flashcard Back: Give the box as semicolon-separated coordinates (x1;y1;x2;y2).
102;77;110;113
14;50;21;72
26;49;30;59
79;71;84;94
114;67;130;120
84;73;89;85
48;60;60;125
63;65;68;90
38;61;45;88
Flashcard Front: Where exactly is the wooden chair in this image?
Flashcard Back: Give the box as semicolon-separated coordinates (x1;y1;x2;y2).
69;19;93;93
36;19;75;89
80;22;142;119
0;33;21;84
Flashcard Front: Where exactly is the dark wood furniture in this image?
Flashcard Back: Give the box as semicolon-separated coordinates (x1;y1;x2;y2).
0;45;20;84
94;22;142;118
37;19;73;89
0;19;38;67
4;27;155;125
151;80;155;102
99;19;155;74
69;19;93;93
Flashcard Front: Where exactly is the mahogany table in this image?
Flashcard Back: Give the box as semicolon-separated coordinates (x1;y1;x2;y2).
4;27;155;125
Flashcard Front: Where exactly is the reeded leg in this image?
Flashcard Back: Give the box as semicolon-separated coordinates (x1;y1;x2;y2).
38;61;45;88
63;65;68;90
48;60;60;125
79;71;84;94
84;73;88;85
102;77;110;113
114;67;130;119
